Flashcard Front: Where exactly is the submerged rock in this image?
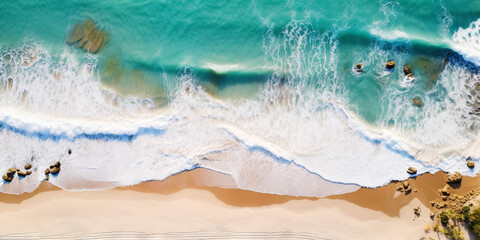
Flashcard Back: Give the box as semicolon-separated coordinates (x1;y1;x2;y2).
385;61;395;69
446;172;462;184
82;28;100;52
412;97;424;107
66;22;84;45
77;20;95;48
407;167;417;174
66;19;109;54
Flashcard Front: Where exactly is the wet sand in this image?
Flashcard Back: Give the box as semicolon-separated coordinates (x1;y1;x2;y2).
0;168;477;239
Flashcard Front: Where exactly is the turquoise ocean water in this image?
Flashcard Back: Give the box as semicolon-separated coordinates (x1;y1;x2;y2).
0;0;480;197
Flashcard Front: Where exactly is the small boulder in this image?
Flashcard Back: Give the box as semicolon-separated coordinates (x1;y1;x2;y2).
412;97;424;107
414;207;421;216
446;172;462;184
26;170;32;175
403;66;411;75
355;63;363;72
407;73;414;78
68;149;72;155
407;167;417;174
45;168;50;175
440;185;451;196
2;173;12;182
430;212;435;219
467;160;475;168
50;167;60;175
7;168;16;177
54;161;61;168
403;180;410;189
17;171;26;177
396;182;403;191
24;164;32;170
385;61;395;69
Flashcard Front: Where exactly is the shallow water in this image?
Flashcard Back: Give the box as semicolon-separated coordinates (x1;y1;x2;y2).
0;0;480;197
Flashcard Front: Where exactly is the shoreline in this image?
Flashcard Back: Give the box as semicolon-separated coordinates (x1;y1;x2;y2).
0;168;478;239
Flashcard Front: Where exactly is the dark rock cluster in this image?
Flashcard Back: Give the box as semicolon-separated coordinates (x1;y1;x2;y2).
2;164;33;182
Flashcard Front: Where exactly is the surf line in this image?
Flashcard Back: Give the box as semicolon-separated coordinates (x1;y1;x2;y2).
0;120;166;142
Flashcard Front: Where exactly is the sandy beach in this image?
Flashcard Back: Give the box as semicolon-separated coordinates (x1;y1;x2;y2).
0;169;477;239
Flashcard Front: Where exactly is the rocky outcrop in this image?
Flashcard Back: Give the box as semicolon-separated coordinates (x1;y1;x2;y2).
446;172;462;184
407;167;417;174
412;97;424;107
66;19;109;54
385;61;395;69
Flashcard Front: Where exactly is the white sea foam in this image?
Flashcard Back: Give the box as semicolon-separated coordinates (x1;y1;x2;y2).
451;18;480;66
2;16;480;198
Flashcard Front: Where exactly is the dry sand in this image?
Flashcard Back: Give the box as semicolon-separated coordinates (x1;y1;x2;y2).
0;168;477;239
